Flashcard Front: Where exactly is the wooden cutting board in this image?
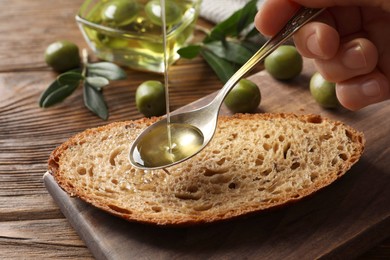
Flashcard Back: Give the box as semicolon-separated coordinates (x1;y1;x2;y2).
44;59;390;259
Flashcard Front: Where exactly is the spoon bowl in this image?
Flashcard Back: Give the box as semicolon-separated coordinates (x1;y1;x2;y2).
129;102;218;170
129;7;325;170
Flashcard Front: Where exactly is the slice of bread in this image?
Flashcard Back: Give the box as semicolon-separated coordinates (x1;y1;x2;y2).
48;113;365;226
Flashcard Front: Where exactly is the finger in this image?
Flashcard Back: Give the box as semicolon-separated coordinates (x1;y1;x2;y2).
336;70;390;110
313;38;378;82
256;1;384;39
292;0;390;12
293;22;339;59
255;0;300;36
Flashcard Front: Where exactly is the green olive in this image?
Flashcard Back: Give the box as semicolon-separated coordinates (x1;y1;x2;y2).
101;0;139;27
145;0;182;26
224;79;261;113
264;45;303;80
44;40;80;72
136;80;166;117
310;72;339;108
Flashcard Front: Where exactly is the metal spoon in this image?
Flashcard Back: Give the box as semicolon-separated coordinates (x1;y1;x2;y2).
129;7;325;170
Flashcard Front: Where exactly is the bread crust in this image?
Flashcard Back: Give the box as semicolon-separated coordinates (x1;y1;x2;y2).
48;113;365;226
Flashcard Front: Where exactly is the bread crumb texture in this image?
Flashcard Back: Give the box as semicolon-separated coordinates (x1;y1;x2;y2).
49;113;365;226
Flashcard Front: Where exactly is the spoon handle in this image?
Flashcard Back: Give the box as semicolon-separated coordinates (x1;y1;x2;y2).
213;7;325;105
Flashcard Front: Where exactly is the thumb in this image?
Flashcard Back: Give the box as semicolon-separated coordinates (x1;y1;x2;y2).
292;0;390;12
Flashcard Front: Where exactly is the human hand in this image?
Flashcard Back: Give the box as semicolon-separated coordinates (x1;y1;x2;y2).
255;0;390;110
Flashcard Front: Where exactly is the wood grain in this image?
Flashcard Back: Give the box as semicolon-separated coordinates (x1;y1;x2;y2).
0;219;92;259
0;0;389;259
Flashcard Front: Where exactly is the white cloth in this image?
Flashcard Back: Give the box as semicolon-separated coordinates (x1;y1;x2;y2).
200;0;264;24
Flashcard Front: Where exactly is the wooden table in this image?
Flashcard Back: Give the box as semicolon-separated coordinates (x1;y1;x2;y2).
0;0;389;259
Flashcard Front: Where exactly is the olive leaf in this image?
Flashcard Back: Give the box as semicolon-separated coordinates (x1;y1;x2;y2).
83;81;109;120
39;70;82;107
39;80;62;107
86;76;110;90
201;50;236;83
177;0;262;84
241;39;264;54
177;45;202;59
40;83;78;108
204;0;258;42
39;74;81;108
235;0;258;36
204;41;253;65
244;26;262;40
57;71;84;85
87;62;127;80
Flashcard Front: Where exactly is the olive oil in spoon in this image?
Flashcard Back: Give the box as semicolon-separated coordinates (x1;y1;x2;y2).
130;0;204;169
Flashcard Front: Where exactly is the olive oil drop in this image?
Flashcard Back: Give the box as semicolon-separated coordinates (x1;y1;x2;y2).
132;0;204;168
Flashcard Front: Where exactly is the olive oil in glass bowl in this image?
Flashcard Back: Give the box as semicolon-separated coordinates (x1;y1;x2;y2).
76;0;202;73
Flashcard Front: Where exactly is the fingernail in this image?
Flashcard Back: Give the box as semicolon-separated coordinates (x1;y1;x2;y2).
342;44;367;70
307;33;323;57
361;79;381;97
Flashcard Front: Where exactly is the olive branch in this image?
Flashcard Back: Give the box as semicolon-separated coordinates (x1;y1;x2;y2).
39;49;126;120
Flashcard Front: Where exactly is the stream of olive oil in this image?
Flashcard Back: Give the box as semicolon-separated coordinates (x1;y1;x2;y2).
132;0;204;168
160;0;173;155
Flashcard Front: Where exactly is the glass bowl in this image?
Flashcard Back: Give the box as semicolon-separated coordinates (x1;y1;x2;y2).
76;0;202;73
